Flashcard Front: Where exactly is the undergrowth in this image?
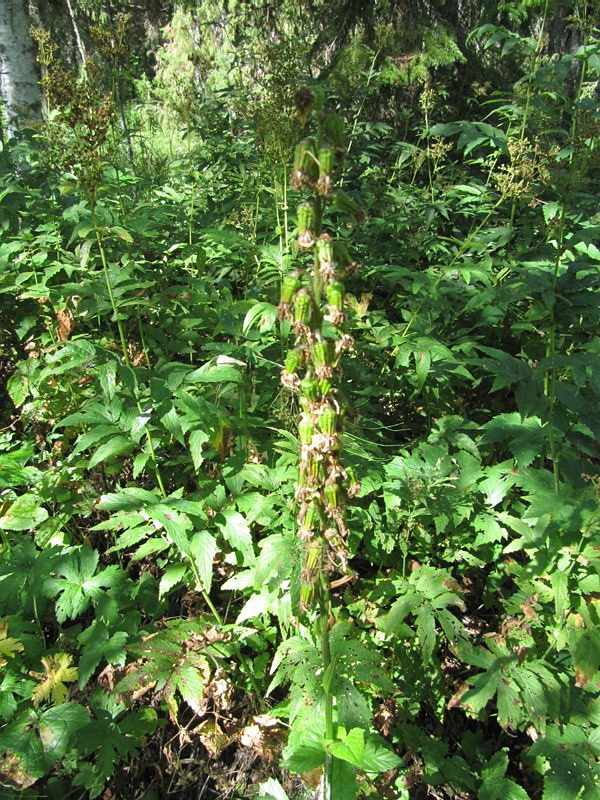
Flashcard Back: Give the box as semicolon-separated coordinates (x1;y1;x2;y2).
0;4;599;799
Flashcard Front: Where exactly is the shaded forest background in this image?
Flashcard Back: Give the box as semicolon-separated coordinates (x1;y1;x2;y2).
0;1;599;799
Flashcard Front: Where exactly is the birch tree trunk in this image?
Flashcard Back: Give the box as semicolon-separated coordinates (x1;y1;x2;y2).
0;0;42;138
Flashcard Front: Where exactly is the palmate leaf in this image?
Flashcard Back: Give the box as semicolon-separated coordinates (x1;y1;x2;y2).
0;618;24;666
482;413;545;468
480;750;531;800
114;621;212;722
455;642;561;732
378;566;466;661
78;621;129;686
30;653;78;707
46;547;124;623
527;724;600;800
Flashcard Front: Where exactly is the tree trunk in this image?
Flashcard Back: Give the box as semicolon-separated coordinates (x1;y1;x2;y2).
0;0;42;138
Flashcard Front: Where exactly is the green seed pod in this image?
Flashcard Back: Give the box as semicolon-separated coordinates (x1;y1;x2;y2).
284;347;304;375
301;498;324;532
280;270;302;305
291;137;318;188
305;539;322;572
302;141;319;180
293;137;313;172
319;404;338;436
324;481;341;509
308;457;326;482
312;336;335;370
315;236;334;268
297;199;316;236
317;377;334;397
318;145;335;176
324;113;346;153
293;287;314;326
300;578;314;611
300;371;319;403
298;413;314;445
326;280;345;311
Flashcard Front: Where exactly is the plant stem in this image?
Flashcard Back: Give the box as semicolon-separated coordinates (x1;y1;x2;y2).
319;586;334;800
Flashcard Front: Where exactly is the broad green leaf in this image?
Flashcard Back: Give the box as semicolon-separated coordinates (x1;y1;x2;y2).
38;703;90;759
88;437;134;468
327;727;365;767
362;734;402;773
0;493;48;531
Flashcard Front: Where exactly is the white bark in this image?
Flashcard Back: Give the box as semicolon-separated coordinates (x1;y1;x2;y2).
0;0;42;137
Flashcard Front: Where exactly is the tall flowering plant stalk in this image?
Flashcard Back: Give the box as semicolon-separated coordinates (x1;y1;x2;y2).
278;87;364;799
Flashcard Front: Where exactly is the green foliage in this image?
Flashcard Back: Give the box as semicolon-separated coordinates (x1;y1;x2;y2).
0;2;598;798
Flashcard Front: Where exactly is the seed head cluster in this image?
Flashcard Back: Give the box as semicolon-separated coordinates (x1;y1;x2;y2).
278;88;364;613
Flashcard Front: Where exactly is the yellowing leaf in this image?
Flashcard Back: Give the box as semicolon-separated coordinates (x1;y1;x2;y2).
0;618;24;667
30;653;78;707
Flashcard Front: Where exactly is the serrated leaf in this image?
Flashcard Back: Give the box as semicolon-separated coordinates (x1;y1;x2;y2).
0;618;24;666
7;371;28;406
31;653;78;707
327;727;365;767
158;563;188;598
189;429;210;470
88;436;134;468
78;622;128;686
331;757;358;799
362;734;402;773
217;510;255;564
189;531;217;591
